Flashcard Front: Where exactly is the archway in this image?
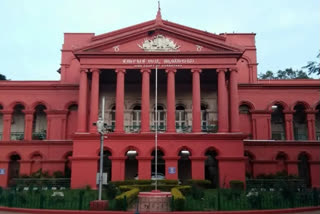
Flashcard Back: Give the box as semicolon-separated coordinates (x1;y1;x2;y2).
66;104;78;139
8;154;21;186
11;104;25;140
316;104;320;140
271;104;285;140
275;152;288;173
32;105;47;140
244;151;254;178
239;104;253;138
178;149;191;181
293;104;308;140
64;152;72;178
125;150;138;180
151;149;165;178
298;152;311;187
205;150;219;188
30;153;43;174
98;150;112;182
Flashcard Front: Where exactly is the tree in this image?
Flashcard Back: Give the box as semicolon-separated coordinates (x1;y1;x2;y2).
0;74;6;80
303;51;320;75
259;68;310;80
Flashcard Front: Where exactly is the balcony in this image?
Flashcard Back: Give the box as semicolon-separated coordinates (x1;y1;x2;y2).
32;132;46;140
10;132;24;140
294;134;308;141
271;131;285;140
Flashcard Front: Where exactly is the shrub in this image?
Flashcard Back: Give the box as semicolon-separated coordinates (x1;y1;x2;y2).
53;171;64;178
185;179;211;188
190;185;204;199
229;180;244;190
171;187;185;211
105;183;118;199
115;187;139;210
176;185;191;195
111;180;152;186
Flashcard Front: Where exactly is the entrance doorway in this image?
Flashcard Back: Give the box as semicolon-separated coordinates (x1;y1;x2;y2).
125;150;138;180
178;149;191;182
205;150;219;188
98;150;112;182
8;154;21;186
151;149;165;178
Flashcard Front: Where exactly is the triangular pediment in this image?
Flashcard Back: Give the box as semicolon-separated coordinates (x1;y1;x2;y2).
74;19;244;56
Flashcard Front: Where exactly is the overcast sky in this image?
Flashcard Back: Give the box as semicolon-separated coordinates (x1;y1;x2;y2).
0;0;319;80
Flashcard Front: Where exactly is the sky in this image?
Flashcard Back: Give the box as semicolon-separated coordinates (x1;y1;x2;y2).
0;0;319;80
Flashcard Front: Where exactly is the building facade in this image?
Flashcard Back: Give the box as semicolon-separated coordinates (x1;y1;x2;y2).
0;10;319;189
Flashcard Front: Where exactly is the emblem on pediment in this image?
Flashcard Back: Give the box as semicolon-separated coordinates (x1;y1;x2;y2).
138;34;180;52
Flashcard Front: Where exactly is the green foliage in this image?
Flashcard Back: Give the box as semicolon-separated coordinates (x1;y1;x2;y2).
229;180;244;190
259;68;310;80
0;74;6;80
185;179;211;188
303;51;320;75
158;179;179;185
171;187;185;211
105;183;118;199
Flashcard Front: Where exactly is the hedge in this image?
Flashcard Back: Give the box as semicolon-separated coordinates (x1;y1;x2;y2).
229;180;244;190
185;179;211;188
110;180;152;186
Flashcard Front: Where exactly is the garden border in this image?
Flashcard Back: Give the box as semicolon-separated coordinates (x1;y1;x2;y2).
0;206;319;214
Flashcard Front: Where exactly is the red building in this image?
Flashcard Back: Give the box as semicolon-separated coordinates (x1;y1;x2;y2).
0;10;319;189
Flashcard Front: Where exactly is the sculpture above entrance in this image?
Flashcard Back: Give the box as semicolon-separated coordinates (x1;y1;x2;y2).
138;34;180;52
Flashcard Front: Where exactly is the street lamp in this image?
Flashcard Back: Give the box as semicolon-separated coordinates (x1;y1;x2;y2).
96;116;106;200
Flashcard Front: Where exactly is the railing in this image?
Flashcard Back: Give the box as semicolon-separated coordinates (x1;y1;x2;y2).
124;125;141;133
10;132;24;140
294;134;308;141
246;179;306;191
150;125;166;132
0;132;2;140
12;178;71;189
271;131;285;140
316;132;320;141
176;125;192;133
105;125;115;132
32;132;46;140
201;125;218;133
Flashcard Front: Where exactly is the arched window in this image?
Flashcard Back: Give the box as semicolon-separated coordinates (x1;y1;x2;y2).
178;149;191;181
294;104;308;140
201;104;208;131
239;104;252;138
176;105;186;132
316;104;320;140
32;105;47;140
98;150;112;182
11;104;25;140
151;149;165;178
153;105;166;131
8;154;21;185
0;104;3;140
66;104;78;139
110;106;116;131
271;104;285;140
205;150;219;188
298;152;311;187
131;105;141;132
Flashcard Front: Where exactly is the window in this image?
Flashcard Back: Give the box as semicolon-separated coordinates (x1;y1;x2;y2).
153;105;166;131
176;105;186;132
132;105;141;130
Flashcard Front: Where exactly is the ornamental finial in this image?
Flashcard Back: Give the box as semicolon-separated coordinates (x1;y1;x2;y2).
156;0;163;24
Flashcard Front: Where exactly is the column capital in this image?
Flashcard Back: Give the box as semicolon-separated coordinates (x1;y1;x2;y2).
90;68;100;73
141;69;151;73
191;68;202;73
165;69;176;73
229;67;238;72
216;68;227;73
1;110;13;115
283;110;294;114
115;69;126;74
80;68;89;73
306;109;318;114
